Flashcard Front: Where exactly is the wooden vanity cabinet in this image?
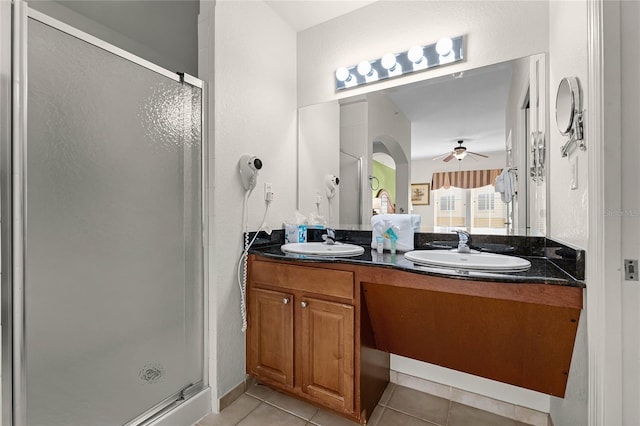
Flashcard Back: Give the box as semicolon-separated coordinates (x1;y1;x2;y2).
248;287;294;387
246;255;387;424
300;296;355;410
247;254;583;420
358;267;584;398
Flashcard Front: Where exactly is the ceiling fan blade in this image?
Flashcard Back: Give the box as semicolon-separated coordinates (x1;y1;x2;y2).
468;151;489;158
432;152;453;161
443;153;455;162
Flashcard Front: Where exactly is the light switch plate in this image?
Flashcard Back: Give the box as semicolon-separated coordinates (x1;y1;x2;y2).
625;259;639;281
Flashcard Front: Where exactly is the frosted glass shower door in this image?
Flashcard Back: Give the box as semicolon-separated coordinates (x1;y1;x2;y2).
23;16;203;426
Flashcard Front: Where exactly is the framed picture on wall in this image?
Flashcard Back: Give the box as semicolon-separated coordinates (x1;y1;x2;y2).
411;183;430;205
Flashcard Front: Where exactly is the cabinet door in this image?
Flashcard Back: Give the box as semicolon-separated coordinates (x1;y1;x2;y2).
248;288;294;387
300;297;355;412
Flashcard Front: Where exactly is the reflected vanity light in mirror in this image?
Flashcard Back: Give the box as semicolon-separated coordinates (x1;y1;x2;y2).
334;36;464;91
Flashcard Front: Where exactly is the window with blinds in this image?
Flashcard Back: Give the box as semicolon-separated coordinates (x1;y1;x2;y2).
477;193;495;211
440;195;456;211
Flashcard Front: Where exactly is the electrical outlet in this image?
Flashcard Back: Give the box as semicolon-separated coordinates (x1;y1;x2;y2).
264;182;273;201
625;259;639;281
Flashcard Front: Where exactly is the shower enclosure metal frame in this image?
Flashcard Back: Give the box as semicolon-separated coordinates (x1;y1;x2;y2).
1;2;210;424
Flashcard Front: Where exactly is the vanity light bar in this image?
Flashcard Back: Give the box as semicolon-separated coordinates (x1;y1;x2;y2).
335;35;464;91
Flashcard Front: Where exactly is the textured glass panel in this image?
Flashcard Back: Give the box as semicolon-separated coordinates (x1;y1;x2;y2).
25;19;202;426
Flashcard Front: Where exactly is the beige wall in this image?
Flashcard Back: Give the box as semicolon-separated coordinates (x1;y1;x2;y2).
298;1;549;107
547;1;589;425
620;1;640;424
548;2;589;249
201;0;298;403
298;101;340;224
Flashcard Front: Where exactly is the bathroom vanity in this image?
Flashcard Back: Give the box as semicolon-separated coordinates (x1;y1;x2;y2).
247;256;388;424
246;240;584;424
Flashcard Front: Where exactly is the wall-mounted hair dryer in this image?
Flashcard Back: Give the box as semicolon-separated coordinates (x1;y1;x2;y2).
325;174;340;199
239;155;263;191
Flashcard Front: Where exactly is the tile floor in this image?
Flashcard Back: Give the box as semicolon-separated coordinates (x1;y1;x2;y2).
197;381;534;426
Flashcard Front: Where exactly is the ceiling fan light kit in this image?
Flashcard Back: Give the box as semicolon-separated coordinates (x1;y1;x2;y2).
433;140;488;162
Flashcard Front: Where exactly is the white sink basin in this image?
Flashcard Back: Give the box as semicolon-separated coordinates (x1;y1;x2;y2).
404;249;531;272
281;242;365;257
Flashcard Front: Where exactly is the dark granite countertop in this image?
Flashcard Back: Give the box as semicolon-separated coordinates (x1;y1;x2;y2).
249;243;586;288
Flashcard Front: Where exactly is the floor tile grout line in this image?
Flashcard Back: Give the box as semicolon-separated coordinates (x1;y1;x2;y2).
370;406;385;426
381;405;445;426
379;383;397;408
445;397;452;426
232;396;264;426
245;386;274;403
261;398;319;423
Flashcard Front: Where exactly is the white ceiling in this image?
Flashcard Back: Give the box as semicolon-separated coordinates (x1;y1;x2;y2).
385;62;514;160
265;0;377;32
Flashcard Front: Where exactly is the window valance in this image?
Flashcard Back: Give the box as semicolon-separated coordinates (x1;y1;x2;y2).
431;169;502;190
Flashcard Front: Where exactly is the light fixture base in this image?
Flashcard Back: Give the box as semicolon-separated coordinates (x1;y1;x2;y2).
334;36;464;91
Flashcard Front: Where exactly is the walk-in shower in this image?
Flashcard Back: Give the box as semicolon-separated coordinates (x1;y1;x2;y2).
1;4;209;425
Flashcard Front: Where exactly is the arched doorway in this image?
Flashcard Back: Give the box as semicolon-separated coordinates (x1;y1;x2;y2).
372;135;409;215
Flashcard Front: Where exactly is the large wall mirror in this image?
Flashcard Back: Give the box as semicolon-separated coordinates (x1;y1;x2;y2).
298;54;548;236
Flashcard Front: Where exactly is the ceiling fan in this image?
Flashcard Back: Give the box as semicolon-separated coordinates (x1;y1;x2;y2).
432;140;489;162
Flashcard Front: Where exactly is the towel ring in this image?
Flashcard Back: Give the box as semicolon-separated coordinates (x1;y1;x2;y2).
369;176;380;191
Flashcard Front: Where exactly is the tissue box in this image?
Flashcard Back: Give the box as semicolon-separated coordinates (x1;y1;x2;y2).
285;224;307;243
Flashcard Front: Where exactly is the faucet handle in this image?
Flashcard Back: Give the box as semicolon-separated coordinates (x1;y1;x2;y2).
453;229;472;253
322;228;336;245
454;229;470;241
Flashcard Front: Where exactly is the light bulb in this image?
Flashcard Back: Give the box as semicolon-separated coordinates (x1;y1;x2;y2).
454;151;467;160
407;45;425;64
436;37;453;56
381;53;397;70
357;60;373;76
335;67;351;82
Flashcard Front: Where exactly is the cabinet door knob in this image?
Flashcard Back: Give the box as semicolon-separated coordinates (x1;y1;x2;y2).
300;301;308;308
282;297;290;305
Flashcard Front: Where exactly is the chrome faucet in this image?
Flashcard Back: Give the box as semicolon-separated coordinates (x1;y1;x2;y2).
454;230;472;253
322;228;336;245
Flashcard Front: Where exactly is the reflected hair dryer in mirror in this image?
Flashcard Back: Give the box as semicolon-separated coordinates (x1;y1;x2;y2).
239;155;263;191
325;175;340;199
